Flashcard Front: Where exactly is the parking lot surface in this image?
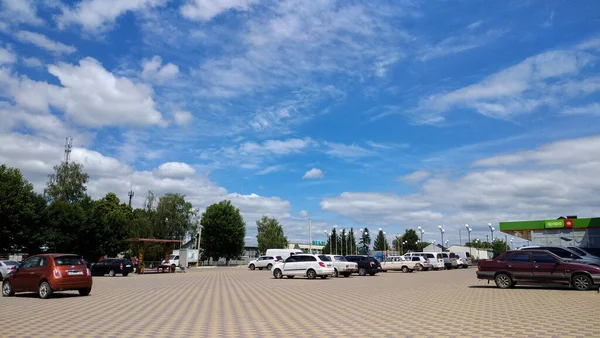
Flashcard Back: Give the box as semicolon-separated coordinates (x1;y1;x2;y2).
2;267;599;337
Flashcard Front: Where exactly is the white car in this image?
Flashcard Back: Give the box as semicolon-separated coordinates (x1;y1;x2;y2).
272;254;334;279
0;260;19;280
323;254;358;277
381;256;419;273
248;255;282;271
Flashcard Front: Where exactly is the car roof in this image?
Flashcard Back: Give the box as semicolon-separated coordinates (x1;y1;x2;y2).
29;253;80;258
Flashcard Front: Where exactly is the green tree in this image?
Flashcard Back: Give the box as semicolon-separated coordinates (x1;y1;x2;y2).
359;227;371;254
44;199;88;254
491;239;509;258
44;162;89;203
0;165;47;255
200;200;246;263
347;228;357;255
154;193;195;240
83;193;132;260
373;229;389;251
256;216;288;254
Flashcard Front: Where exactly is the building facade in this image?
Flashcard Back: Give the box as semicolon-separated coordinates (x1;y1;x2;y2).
500;217;600;248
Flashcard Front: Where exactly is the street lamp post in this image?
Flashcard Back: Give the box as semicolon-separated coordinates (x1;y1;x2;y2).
438;225;445;252
333;225;338;255
323;230;329;254
383;231;387;259
432;240;437;252
465;224;472;257
488;223;495;242
417;226;424;242
402;241;406;255
358;228;363;254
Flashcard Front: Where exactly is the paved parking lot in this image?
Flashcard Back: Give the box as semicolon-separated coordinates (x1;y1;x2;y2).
2;267;599;337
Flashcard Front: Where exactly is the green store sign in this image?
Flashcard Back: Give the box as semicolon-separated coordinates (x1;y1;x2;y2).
545;220;564;229
311;240;327;246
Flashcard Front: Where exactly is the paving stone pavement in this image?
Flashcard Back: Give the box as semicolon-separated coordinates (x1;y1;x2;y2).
2;267;600;337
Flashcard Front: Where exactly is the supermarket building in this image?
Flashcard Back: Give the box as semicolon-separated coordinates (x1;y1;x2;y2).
500;216;600;248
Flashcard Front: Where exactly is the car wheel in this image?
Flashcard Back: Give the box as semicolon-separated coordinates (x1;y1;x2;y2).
258;267;263;270
2;280;15;297
358;268;367;276
321;275;328;279
382;270;387;273
123;272;129;277
171;264;176;273
369;272;376;276
333;268;339;277
416;264;423;271
494;273;513;289
401;266;409;273
286;275;294;279
572;274;592;291
266;264;273;270
108;270;116;277
273;268;283;279
79;288;91;296
343;272;351;277
39;281;53;299
249;264;255;270
306;269;317;279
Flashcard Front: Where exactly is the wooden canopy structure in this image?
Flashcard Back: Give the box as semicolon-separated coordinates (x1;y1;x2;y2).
127;238;184;274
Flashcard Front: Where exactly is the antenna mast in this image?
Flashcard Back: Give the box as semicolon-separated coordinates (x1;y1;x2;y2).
64;136;73;163
128;174;134;207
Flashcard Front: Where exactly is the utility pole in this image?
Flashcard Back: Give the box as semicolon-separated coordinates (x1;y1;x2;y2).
64;136;73;163
308;216;312;254
128;174;134;207
459;230;462;246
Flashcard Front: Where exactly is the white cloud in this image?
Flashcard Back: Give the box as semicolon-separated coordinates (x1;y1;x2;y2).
181;0;256;21
562;103;600;117
298;210;308;217
303;168;324;180
15;30;76;54
320;135;600;243
0;45;16;64
141;55;179;83
256;165;283;175
0;0;43;26
173;110;193;126
413;50;596;123
22;56;43;68
153;162;196;178
323;141;375;159
57;0;167;32
398;170;430;184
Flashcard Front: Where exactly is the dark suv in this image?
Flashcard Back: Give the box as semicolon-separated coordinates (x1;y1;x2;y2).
91;258;134;277
345;255;381;276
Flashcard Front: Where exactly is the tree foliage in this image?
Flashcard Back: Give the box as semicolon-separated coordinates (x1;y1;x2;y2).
44;162;89;203
154;193;196;240
373;229;390;251
200;200;246;262
491;239;509;258
465;241;492;249
256;216;288;254
359;227;371;254
392;229;421;254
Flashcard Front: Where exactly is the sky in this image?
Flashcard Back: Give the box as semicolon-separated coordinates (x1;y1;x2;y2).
1;0;600;248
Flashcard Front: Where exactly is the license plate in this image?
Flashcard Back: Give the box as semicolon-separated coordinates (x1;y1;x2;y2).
125;265;131;267
67;270;83;276
327;264;332;267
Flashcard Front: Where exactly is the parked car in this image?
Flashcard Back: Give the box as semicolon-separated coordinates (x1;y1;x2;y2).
265;249;304;261
247;255;282;271
90;258;134;277
345;255;382;276
404;252;441;270
381;256;418;273
477;249;600;291
0;260;19;280
272;254;334;279
2;254;93;299
323;254;358;277
519;246;600;267
450;252;472;268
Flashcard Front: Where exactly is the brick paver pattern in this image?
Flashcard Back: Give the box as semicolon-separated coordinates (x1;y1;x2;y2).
2;268;600;338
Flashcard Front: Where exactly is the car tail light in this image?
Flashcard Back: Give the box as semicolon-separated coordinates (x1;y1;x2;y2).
318;262;326;267
120;263;123;270
54;269;62;277
7;266;14;270
86;268;91;275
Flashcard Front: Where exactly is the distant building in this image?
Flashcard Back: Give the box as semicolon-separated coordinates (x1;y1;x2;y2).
287;243;325;254
447;245;493;260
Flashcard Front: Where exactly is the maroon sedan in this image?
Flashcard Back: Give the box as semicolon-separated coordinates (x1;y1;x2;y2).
2;254;93;299
477;249;600;291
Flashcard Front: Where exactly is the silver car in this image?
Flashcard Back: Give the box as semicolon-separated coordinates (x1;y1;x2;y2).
0;260;20;280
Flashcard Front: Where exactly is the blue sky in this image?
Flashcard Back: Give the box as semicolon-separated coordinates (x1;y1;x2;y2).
1;0;600;247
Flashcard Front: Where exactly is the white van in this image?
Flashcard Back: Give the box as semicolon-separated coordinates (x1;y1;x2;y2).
404;252;444;270
265;249;304;261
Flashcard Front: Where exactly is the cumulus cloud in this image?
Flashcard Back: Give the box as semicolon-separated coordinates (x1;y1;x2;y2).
180;0;257;21
321;135;600;243
0;0;43;26
398;170;430;184
15;30;76;54
153;162;196;178
173;111;193;126
0;45;16;64
22;56;43;68
303;168;324;179
141;55;179;83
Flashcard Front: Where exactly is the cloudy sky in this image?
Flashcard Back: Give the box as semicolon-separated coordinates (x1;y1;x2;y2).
1;0;600;247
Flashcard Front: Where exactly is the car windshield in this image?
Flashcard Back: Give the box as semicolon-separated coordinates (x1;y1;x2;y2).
334;256;347;262
3;260;19;266
54;256;84;266
568;247;587;256
318;255;332;261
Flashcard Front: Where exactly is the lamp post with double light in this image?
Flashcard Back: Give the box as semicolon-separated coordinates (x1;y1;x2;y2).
417;226;424;242
488;223;495;242
465;224;472;257
438;225;445;252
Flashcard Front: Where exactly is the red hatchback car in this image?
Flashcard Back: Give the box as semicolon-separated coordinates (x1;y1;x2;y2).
2;254;93;299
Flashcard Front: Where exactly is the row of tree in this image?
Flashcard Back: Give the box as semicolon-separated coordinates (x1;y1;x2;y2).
0;163;247;263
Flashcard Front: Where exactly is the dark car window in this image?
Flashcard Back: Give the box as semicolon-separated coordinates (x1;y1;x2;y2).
38;257;48;267
532;253;556;264
308;256;317;261
318;255;331;261
333;255;347;262
497;252;508;262
21;256;41;269
509;252;531;263
426;254;434;258
54;256;84;266
285;256;297;263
